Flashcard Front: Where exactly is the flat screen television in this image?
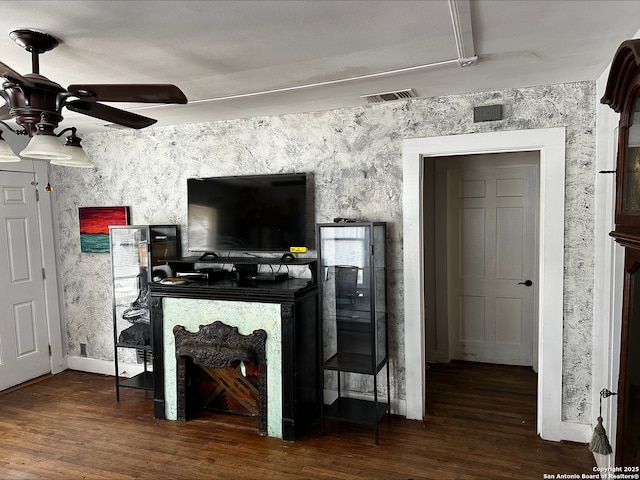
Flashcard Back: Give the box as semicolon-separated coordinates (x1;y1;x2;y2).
187;173;308;253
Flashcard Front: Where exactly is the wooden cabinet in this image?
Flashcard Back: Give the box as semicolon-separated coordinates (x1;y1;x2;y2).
316;222;390;444
602;39;640;466
603;41;640;234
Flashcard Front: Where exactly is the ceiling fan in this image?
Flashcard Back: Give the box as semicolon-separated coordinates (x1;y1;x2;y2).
0;28;187;167
0;28;187;133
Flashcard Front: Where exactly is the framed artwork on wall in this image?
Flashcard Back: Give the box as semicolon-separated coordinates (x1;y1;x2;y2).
79;206;129;253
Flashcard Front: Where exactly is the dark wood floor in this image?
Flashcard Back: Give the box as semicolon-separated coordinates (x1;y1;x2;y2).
0;361;595;479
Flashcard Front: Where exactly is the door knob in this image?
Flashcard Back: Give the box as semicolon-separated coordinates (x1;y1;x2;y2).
518;280;533;287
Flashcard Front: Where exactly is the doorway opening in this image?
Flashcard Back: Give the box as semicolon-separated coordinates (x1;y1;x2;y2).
424;151;540;435
402;128;584;442
427;151;539;368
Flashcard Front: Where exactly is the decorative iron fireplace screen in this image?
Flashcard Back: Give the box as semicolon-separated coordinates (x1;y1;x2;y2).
173;321;267;435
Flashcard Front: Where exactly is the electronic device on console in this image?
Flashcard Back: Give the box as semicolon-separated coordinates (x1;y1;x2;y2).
174;268;226;283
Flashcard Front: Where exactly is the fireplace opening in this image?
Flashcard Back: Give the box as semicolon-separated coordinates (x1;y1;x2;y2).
187;360;260;417
174;321;267;435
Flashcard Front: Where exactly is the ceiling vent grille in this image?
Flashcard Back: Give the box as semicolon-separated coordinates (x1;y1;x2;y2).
361;88;416;103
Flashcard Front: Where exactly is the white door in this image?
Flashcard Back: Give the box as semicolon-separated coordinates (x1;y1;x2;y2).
0;171;50;390
435;152;539;366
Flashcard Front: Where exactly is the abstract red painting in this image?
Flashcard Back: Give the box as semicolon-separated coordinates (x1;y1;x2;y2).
79;206;129;253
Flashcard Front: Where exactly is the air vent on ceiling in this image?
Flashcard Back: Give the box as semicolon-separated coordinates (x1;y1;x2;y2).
361;88;416;103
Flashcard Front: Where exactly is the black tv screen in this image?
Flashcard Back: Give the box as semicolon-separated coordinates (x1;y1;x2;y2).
187;173;308;253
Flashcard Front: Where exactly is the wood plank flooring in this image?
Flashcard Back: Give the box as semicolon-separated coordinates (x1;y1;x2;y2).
0;361;596;479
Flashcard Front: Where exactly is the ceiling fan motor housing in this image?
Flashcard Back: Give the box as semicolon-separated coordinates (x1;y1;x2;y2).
0;74;65;135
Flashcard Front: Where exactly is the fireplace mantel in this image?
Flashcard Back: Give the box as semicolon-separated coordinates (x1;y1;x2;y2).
150;278;318;441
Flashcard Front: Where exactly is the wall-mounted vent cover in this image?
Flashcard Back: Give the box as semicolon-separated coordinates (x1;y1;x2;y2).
361;89;416;103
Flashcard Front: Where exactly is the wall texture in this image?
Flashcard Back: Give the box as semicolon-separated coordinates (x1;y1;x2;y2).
53;80;596;423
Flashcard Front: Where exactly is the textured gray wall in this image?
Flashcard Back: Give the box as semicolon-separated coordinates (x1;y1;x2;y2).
53;80;595;423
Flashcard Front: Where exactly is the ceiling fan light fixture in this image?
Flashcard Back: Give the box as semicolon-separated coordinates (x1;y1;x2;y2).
0;131;21;162
20;123;72;161
0;28;187;165
51;132;94;168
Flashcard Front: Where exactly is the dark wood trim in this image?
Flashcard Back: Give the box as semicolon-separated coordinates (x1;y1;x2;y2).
602;39;640;113
280;302;296;441
617;264;631;467
150;295;165;419
616;247;640;466
604;38;640;466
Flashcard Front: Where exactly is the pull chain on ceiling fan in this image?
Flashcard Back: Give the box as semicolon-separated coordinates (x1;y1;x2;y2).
0;28;188;167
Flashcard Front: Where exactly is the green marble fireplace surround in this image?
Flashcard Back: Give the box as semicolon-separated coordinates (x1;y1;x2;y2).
163;298;282;437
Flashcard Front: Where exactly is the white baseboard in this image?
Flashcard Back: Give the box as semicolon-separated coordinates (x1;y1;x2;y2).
540;419;592;444
67;356;150;378
559;421;593;444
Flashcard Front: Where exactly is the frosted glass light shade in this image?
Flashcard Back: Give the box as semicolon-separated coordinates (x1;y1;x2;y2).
0;136;20;162
51;145;94;168
51;133;95;168
20;134;72;161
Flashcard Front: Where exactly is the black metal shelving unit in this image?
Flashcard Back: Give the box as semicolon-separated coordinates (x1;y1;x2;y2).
317;222;390;444
110;225;180;400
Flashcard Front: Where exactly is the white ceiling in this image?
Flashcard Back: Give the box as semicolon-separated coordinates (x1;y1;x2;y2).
1;0;640;134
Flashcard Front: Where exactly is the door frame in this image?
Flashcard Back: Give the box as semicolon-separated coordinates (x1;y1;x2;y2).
1;160;66;381
402;127;591;442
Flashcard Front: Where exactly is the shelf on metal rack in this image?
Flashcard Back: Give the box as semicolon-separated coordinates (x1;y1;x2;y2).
323;397;388;425
119;371;153;390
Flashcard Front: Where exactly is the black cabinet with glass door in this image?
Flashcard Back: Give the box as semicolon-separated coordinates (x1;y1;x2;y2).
109;225;180;400
316;221;389;444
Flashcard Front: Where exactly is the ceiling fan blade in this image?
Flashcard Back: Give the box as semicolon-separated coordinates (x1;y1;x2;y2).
65;100;157;129
0;60;34;87
67;84;187;104
0;103;11;120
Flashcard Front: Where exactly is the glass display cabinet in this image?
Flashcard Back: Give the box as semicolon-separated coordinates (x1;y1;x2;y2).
110;225;180;400
316;221;389;444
